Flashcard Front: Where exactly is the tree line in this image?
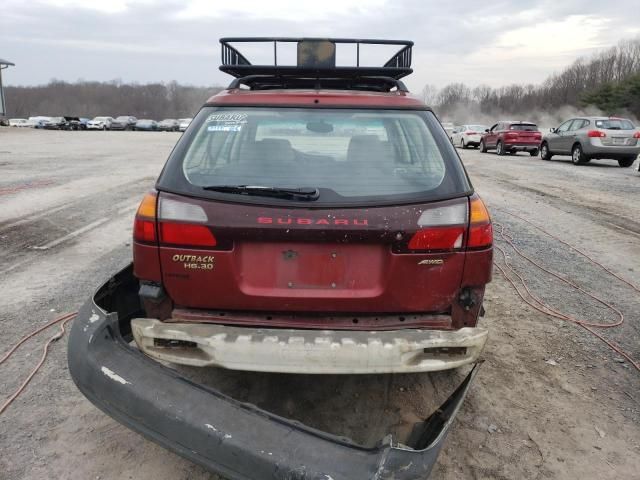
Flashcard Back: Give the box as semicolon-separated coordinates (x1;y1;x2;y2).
423;37;640;124
4;37;640;123
4;80;223;119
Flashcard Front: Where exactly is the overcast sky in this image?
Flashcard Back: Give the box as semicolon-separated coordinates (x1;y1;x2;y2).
1;0;639;91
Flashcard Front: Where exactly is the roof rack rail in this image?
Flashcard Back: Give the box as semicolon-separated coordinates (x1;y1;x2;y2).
227;74;409;93
219;37;413;92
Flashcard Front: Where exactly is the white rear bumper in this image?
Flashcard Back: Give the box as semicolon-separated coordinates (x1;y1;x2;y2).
131;319;488;374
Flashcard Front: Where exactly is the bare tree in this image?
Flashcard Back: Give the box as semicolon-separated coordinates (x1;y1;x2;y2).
420;84;439;106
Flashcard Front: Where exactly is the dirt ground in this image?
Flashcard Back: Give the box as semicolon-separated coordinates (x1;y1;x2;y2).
1;128;639;480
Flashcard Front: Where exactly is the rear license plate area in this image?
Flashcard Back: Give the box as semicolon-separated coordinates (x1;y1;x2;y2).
238;242;384;292
280;249;347;288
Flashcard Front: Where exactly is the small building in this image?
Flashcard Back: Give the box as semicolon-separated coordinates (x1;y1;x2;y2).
1;58;15;116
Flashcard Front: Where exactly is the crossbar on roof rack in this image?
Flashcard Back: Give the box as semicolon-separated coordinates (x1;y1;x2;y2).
219;37;413;92
228;74;409;93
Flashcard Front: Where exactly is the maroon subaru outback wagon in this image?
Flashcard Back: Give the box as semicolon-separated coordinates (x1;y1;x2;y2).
128;45;493;374
69;38;493;479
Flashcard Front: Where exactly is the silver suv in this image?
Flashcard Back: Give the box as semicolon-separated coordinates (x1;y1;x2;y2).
540;117;640;167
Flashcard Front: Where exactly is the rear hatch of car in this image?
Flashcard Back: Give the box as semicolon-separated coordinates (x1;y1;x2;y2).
135;104;491;328
593;118;639;146
153;193;489;314
506;123;541;144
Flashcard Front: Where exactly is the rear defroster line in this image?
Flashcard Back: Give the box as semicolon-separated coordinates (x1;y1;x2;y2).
0;312;77;415
492;218;639;372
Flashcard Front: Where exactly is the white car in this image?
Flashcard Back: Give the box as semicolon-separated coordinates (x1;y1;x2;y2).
441;122;455;139
27;116;51;128
87;116;114;130
178;118;192;132
8;118;30;127
451;124;488;149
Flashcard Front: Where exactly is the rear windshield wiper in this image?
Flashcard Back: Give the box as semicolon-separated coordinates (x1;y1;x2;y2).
202;185;320;200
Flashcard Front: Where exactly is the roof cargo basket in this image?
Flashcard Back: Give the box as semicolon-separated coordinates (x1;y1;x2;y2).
220;37;413;92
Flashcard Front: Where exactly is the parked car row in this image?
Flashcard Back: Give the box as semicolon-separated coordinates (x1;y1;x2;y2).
7;116;89;129
4;116;193;132
451;117;640;168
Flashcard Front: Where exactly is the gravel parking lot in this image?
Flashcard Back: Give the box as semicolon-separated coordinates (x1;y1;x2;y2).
1;128;639;480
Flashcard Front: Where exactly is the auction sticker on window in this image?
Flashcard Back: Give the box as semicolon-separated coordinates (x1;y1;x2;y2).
207;125;242;132
206;113;247;132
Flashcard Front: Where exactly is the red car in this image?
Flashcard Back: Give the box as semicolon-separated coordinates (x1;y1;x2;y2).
480;121;542;156
69;38;492;480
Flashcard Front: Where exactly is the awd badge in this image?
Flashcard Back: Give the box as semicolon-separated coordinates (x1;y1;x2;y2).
418;259;444;265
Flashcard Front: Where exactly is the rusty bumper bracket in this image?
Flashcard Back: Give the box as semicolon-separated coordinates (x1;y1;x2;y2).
68;264;480;480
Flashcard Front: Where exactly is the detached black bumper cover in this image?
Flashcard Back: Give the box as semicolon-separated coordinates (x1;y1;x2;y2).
68;264;480;480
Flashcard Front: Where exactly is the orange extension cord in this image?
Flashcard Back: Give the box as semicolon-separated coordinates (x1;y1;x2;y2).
0;312;77;415
493;209;640;372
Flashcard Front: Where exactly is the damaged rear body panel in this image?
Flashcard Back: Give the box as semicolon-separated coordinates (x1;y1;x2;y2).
68;264;480;480
131;318;487;373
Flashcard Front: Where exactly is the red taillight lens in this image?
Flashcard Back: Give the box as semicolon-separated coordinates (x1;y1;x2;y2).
633;131;640;139
468;223;493;248
465;131;477;135
159;223;217;248
408;227;465;251
506;132;518;138
467;196;492;248
134;219;156;242
403;202;467;252
587;130;606;138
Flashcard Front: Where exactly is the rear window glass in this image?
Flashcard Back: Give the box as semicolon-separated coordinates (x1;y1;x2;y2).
595;119;635;130
509;123;538;131
159;107;471;206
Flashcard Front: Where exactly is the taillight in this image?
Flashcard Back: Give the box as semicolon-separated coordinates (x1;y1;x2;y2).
156;196;217;249
408;227;465;250
133;193;218;248
465;131;477;135
134;219;156;242
159;223;217;247
467;196;492;249
137;191;157;217
587;130;606;138
133;192;157;243
633;131;640;139
505;132;518;138
402;198;493;252
406;203;467;252
158;197;208;222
